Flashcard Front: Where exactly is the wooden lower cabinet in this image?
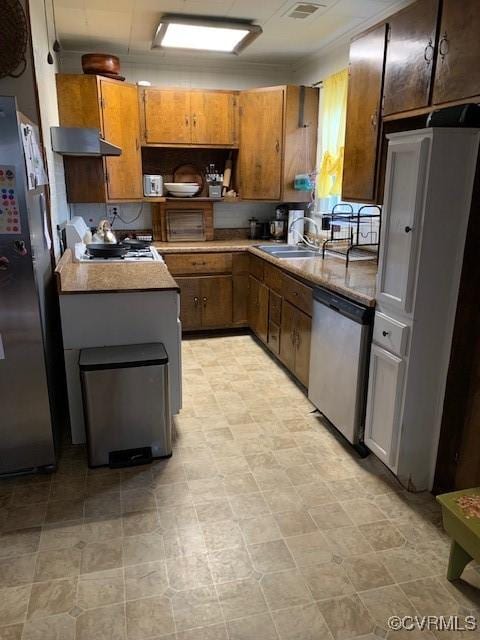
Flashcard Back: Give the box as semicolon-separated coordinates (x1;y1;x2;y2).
279;300;296;373
280;300;312;387
177;277;201;330
233;274;249;326
176;276;232;330
248;275;269;343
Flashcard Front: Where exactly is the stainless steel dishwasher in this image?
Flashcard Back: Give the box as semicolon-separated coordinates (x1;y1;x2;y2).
308;287;373;451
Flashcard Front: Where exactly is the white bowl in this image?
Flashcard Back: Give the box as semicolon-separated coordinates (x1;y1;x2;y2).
164;182;200;197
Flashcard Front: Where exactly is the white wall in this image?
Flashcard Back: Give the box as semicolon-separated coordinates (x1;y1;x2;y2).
292;43;350;86
29;0;69;257
60;52;290;230
59;52;291;90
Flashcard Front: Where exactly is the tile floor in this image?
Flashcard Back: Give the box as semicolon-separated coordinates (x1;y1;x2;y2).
0;334;479;640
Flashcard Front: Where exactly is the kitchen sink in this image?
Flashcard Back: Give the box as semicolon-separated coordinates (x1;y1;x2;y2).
257;245;319;259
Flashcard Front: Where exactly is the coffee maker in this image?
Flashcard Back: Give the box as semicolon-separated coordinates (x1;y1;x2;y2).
269;206;288;242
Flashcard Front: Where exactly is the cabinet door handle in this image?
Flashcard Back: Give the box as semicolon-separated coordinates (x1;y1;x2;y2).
194;296;199;307
370;110;378;130
135;138;139;151
382;330;390;337
296;330;301;348
439;32;449;62
191;261;206;266
424;38;434;66
275;139;280;153
405;225;413;233
192;114;197;127
185;115;189;127
202;296;207;308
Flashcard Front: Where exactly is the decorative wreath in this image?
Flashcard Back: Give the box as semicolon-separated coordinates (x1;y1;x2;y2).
0;0;29;79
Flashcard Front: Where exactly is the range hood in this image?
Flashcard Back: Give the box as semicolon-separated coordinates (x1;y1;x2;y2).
51;127;121;157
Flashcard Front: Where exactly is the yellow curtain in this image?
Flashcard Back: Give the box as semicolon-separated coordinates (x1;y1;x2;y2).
317;68;348;198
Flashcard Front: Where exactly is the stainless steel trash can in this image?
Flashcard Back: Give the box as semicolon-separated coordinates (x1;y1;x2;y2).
79;343;172;467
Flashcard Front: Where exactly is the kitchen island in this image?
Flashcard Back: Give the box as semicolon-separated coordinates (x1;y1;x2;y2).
55;250;181;444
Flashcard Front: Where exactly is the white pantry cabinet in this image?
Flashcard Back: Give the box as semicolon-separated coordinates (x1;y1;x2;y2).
364;345;405;467
365;127;480;491
376;137;429;314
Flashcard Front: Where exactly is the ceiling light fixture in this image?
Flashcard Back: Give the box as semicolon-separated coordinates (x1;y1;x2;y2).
152;15;262;55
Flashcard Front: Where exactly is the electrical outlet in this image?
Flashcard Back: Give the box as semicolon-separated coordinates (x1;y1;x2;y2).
107;205;119;220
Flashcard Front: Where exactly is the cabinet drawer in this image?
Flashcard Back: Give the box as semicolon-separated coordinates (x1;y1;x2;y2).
249;255;265;281
232;253;249;274
264;262;283;293
164;252;232;275
281;274;313;316
373;312;409;356
268;321;280;355
269;290;282;326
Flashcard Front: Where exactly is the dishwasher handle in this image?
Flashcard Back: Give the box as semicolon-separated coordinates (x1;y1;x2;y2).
313;286;373;325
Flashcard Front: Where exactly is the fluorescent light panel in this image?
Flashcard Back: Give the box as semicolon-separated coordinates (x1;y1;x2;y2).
153;16;262;54
161;24;249;52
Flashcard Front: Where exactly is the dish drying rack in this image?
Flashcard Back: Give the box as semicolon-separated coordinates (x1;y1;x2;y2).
322;204;381;267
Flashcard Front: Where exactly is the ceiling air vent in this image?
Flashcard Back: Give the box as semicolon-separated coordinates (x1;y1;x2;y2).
285;3;324;19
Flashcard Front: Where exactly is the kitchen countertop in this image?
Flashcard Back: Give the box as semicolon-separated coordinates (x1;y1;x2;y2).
153;239;377;307
55;249;179;295
153;239;267;253
249;246;377;307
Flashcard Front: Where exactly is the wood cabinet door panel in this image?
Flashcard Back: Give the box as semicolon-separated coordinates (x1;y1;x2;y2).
249;255;265;281
383;0;439;115
144;89;191;144
280;300;296;373
233;274;249;326
56;75;102;130
239;89;284;200
201;276;232;328
342;23;387;202
295;308;311;387
190;92;237;146
101;81;143;200
433;0;480;104
248;276;268;343
176;277;202;330
268;321;280;355
364;345;405;469
269;290;282;326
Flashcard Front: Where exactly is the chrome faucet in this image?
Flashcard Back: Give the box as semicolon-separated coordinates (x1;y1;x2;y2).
288;216;321;249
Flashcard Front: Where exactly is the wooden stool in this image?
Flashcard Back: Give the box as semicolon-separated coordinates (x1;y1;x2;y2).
437;488;480;580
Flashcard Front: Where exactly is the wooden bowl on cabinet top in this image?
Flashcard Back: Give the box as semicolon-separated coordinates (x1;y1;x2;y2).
81;53;120;76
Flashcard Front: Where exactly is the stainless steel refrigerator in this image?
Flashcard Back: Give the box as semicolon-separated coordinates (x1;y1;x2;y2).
0;96;65;475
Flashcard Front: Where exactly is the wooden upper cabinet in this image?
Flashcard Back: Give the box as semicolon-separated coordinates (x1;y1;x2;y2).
56;74;142;203
190;92;237;146
101;81;142;200
239;88;284;200
433;0;480;105
142;88;238;147
342;23;387;203
238;86;318;202
383;0;439;116
56;74;103;130
143;89;191;144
